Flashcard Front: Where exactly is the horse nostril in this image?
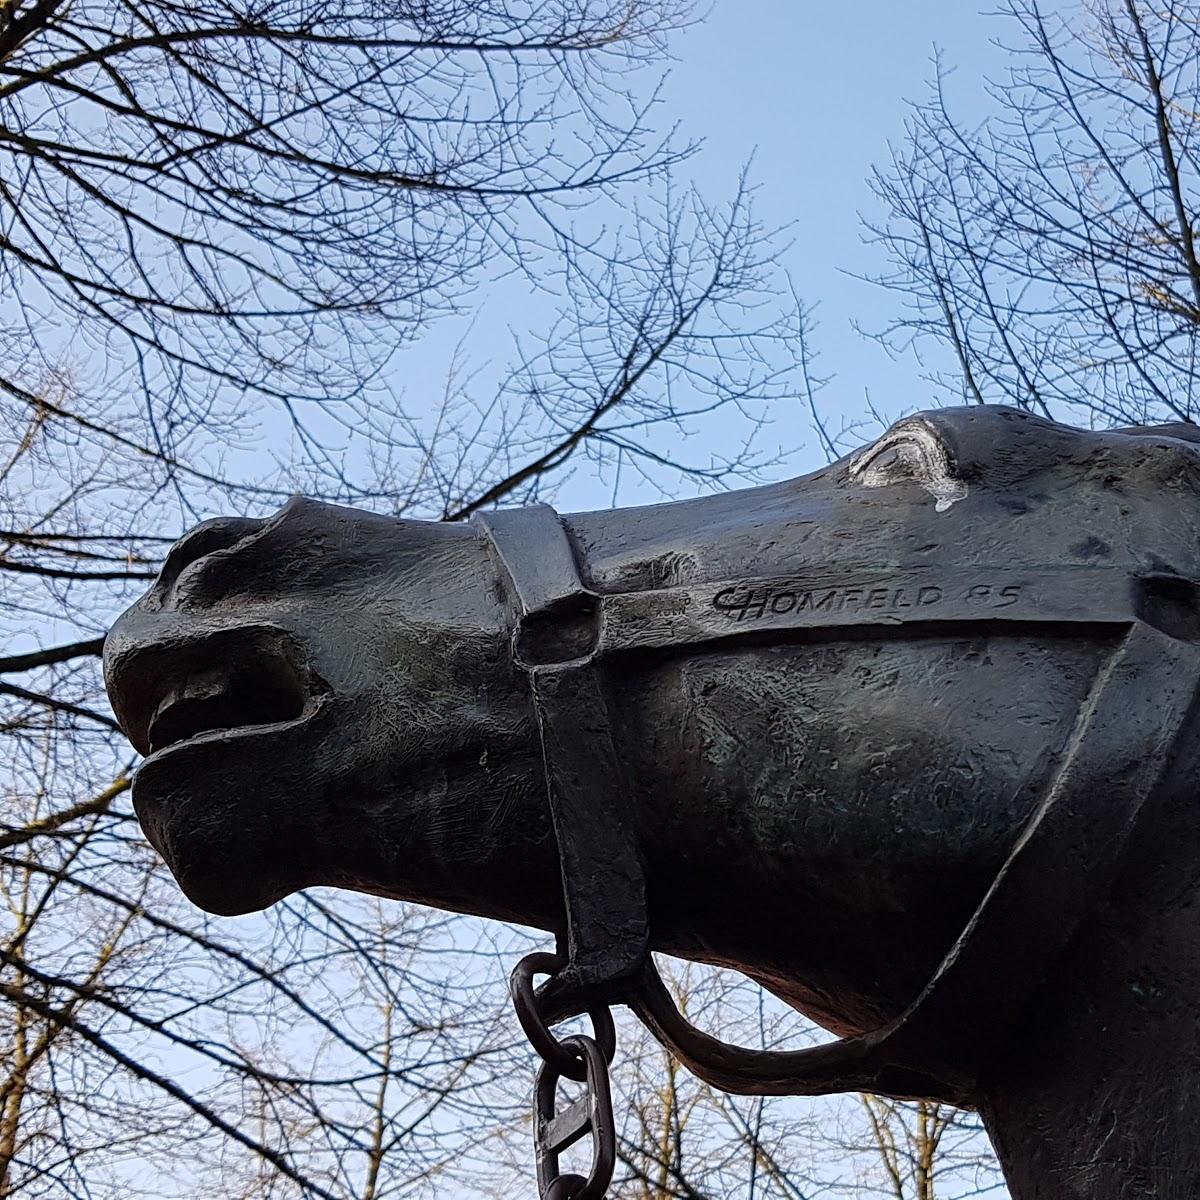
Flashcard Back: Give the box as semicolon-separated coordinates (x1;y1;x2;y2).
150;516;265;609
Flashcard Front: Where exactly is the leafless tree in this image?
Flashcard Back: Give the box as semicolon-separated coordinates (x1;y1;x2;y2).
596;961;1004;1200
867;0;1200;428
0;0;699;476
832;1096;1004;1200
0;0;1023;1191
0;0;822;1192
0;195;805;1192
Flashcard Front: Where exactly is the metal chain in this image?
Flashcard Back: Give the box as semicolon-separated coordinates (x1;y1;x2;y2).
510;953;617;1200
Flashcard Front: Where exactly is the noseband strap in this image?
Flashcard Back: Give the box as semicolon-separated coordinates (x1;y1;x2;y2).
476;504;1200;1106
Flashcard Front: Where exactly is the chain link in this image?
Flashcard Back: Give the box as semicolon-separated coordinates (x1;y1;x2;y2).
511;953;617;1200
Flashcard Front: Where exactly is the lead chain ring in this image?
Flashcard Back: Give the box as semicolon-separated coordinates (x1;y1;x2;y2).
510;953;616;1080
511;953;617;1200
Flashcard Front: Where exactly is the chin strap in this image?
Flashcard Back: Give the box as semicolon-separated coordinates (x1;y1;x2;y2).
476;503;1200;1195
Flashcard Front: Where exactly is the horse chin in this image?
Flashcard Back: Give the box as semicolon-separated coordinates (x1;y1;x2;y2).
131;704;339;915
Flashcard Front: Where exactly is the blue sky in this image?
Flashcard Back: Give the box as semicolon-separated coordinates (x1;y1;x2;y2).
377;2;1039;519
659;2;1015;471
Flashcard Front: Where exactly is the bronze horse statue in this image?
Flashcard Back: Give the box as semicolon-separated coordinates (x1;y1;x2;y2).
103;405;1200;1199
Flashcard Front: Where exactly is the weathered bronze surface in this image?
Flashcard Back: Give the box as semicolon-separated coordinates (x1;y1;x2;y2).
104;406;1200;1199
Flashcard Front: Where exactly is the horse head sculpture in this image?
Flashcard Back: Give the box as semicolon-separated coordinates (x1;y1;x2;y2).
104;405;1200;1200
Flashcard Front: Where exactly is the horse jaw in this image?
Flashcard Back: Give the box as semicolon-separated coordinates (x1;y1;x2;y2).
978;750;1200;1199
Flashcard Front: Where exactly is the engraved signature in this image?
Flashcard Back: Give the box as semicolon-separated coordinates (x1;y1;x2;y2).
711;581;1022;621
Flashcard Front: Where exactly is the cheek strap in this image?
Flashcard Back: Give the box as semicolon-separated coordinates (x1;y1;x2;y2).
474;504;649;1012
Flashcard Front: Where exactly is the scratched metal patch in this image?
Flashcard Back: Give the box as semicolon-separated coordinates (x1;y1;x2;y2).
849;419;969;513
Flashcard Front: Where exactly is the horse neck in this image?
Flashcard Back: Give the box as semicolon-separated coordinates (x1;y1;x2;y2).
978;774;1200;1200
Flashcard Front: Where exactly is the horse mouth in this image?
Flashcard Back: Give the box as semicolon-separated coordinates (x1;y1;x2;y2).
139;651;313;759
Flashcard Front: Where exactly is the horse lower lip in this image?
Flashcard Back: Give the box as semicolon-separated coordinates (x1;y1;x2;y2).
148;701;296;753
148;702;290;753
142;707;314;761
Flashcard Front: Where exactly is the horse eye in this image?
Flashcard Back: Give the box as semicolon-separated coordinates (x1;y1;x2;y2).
858;439;930;482
859;443;909;478
849;421;968;513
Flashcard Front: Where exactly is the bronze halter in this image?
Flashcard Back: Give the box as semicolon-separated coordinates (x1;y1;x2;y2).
475;502;1200;1192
